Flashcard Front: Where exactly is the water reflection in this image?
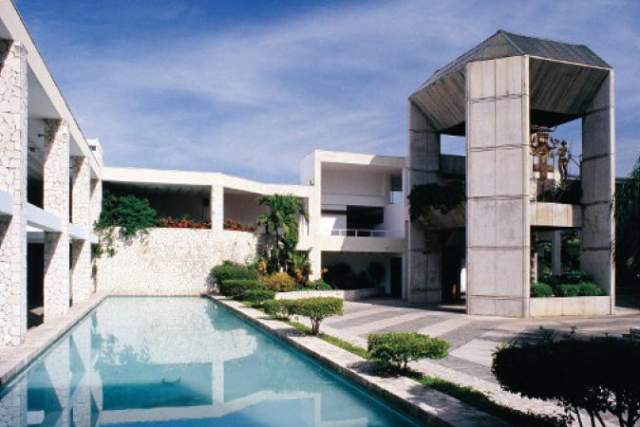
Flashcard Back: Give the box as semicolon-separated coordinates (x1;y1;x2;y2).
0;297;417;427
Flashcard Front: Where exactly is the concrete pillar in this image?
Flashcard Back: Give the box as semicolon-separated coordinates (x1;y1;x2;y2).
466;56;531;317
44;338;71;426
71;320;91;426
210;185;223;234
406;101;442;304
43;119;70;321
71;156;92;303
551;231;562;276
0;379;27;426
0;39;28;346
581;72;615;312
90;178;102;226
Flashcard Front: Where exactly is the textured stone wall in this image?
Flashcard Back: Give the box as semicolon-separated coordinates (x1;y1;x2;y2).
43;119;70;321
0;39;28;346
70;156;92;303
96;228;259;295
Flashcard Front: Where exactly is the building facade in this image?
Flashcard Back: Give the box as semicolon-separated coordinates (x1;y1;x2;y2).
0;0;617;347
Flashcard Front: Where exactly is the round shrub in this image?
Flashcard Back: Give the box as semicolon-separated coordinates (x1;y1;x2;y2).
263;299;297;320
210;261;258;285
556;284;580;297
531;282;554;298
261;272;297;292
243;288;275;305
368;332;449;372
289;297;343;335
493;336;640;426
219;279;261;298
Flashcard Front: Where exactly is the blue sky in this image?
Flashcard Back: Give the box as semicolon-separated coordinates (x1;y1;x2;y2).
15;0;640;183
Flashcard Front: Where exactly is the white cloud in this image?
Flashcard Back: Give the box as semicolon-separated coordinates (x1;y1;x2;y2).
39;0;640;181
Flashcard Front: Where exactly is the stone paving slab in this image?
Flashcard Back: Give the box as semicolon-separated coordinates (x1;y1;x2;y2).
0;292;107;385
209;296;508;427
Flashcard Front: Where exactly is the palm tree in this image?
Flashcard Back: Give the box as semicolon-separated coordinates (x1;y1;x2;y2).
616;157;640;288
256;194;308;274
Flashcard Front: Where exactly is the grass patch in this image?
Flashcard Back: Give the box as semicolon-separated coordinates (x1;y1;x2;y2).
286;321;369;359
416;375;564;427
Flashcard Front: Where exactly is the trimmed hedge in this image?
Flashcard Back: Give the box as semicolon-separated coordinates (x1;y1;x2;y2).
219;279;261;298
243;288;275;304
289;297;343;335
531;282;554;298
261;272;297;292
368;332;449;372
556;282;605;297
210;261;258;285
263;299;298;320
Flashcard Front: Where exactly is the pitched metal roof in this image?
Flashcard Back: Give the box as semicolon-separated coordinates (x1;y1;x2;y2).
417;30;610;91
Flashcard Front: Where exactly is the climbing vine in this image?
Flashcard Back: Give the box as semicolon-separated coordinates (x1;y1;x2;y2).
94;192;158;257
408;181;465;226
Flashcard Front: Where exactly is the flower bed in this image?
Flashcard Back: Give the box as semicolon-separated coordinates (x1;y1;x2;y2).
158;216;211;229
223;219;255;232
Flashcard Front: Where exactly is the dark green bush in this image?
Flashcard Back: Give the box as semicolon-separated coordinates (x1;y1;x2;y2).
210;261;258;285
368;332;449;372
307;279;333;290
531;282;554;298
263;299;297;320
219;279;261;298
577;282;605;296
289;297;343;335
556;284;580;297
493;335;640;427
242;288;275;304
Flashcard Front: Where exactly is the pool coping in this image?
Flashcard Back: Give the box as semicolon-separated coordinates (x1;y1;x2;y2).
207;295;509;427
0;292;108;386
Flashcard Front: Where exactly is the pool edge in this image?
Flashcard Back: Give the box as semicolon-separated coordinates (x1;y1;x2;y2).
206;295;507;427
0;292;109;386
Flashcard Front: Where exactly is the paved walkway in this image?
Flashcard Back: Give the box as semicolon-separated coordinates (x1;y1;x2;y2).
295;297;640;420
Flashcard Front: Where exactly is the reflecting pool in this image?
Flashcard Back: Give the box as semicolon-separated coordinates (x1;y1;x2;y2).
0;297;421;426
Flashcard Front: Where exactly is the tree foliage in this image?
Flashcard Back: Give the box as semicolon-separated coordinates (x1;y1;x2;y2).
616;157;640;286
289;297;343;335
493;333;640;427
256;194;308;276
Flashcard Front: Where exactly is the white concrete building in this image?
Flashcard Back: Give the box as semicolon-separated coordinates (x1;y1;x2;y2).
0;0;619;348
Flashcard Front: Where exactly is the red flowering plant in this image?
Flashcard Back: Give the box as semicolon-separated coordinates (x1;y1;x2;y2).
158;216;211;229
223;219;256;232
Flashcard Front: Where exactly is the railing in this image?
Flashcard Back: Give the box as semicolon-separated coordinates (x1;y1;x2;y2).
330;228;392;238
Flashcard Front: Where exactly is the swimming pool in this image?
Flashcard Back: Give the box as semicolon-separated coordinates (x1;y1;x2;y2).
0;297;421;426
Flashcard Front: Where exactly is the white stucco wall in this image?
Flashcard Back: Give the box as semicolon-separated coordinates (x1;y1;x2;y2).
96;228;259;295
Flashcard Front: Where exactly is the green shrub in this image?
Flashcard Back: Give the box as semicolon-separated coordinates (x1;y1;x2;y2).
289;297;343;335
261;272;297;292
577;282;605;296
263;299;298;320
368;332;449;372
211;261;258;285
531;282;554;298
219;279;261;298
242;288;275;304
493;335;640;427
556;284;580;297
301;279;333;291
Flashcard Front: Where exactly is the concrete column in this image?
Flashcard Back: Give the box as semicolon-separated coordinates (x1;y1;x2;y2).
0;378;27;427
466;56;531;317
406;101;442;304
43;119;70;321
71;156;92;303
71;320;91;426
551;231;562;276
581;72;615;312
90;178;102;226
0;39;28;346
210;185;223;233
44;338;71;426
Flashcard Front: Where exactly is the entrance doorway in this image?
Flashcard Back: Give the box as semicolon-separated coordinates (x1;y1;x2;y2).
390;257;402;298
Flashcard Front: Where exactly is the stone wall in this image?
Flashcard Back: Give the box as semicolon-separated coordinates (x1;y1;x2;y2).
96;228;259;295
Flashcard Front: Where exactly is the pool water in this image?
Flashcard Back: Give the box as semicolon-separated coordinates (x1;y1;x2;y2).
0;297;421;426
